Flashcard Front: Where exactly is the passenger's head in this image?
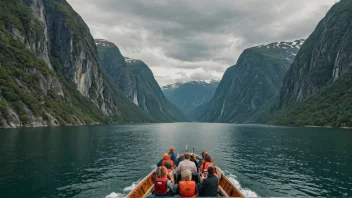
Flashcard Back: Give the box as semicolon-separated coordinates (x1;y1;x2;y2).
170;147;174;152
163;153;169;160
207;166;214;176
184;152;190;160
205;155;211;162
165;162;172;169
181;170;192;181
158;166;168;178
201;152;205;158
204;152;209;157
192;153;197;159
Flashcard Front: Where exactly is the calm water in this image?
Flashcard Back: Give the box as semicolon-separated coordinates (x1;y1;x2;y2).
0;123;351;198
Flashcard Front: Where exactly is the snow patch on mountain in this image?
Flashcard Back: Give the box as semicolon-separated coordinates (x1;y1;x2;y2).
95;39;114;47
162;80;219;90
255;39;305;50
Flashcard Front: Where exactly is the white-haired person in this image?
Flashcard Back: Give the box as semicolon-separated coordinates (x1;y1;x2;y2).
176;170;197;197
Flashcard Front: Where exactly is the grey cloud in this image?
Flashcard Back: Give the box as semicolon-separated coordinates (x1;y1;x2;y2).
67;0;336;85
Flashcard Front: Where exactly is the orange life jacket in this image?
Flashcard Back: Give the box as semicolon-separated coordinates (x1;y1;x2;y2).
154;176;168;195
162;159;176;168
178;180;196;198
201;162;217;177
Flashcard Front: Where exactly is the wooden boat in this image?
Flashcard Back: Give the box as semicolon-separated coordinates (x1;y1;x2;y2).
126;153;244;198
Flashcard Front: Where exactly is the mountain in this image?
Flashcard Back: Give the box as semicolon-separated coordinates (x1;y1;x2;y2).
191;40;304;122
95;39;187;122
0;0;153;128
269;0;352;127
162;80;219;114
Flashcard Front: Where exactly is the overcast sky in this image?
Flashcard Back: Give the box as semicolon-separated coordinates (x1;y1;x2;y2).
67;0;337;86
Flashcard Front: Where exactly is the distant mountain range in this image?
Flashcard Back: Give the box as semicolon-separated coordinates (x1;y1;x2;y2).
162;80;219;114
1;0;351;128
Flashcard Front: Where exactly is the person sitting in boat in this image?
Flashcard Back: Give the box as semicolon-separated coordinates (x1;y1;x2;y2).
157;153;176;168
168;147;179;166
176;153;197;173
200;156;217;177
198;166;218;197
190;154;199;172
164;162;175;184
154;166;174;196
197;151;208;169
177;170;197;198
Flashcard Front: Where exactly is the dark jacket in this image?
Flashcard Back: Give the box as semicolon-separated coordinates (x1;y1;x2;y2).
157;159;163;167
168;152;179;166
199;175;218;197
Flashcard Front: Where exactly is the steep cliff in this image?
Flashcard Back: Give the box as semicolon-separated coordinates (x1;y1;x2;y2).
162;80;219;114
278;0;352;108
0;0;153;128
96;39;187;122
270;0;352;127
191;40;304;123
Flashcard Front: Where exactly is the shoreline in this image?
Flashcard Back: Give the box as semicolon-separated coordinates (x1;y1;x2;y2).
1;121;352;130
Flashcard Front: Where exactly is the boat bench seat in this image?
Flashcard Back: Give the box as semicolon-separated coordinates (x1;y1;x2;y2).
174;172;200;184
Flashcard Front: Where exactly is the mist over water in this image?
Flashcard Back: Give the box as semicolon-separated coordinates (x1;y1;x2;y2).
0;123;351;197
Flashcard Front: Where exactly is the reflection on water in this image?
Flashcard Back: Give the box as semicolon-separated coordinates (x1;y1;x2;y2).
0;123;351;197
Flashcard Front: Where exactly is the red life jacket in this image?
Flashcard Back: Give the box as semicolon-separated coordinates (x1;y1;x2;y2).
154;176;168;195
202;162;216;177
178;180;196;198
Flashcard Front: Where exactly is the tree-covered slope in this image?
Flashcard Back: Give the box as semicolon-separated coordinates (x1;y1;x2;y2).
0;0;153;128
191;40;304;123
269;74;352;127
162;80;219;114
96;39;187;122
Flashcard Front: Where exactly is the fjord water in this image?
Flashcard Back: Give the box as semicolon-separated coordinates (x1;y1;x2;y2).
0;123;351;198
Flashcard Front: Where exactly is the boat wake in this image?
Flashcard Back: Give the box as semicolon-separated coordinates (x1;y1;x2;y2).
104;180;141;198
104;192;124;198
225;172;258;198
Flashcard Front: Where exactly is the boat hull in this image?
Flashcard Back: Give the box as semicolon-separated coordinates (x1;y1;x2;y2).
126;154;244;197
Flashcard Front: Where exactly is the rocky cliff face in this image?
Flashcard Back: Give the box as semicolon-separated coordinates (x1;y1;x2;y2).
277;0;352;108
96;39;187;122
0;0;152;128
162;80;219;114
191;40;304;123
269;0;352;127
